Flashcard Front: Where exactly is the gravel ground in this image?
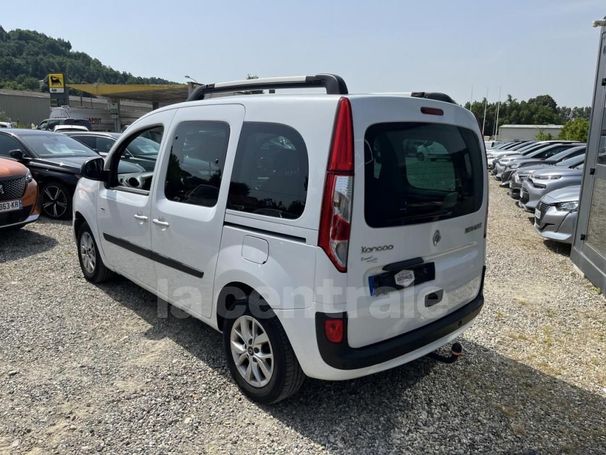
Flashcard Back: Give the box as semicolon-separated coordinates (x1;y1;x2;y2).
0;179;605;454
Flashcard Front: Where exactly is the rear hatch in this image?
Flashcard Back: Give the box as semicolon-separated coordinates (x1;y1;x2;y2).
345;96;487;348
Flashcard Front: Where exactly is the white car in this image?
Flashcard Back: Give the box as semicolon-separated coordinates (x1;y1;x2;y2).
53;124;89;133
73;74;488;403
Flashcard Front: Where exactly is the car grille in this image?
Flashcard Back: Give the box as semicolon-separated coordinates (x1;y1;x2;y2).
0;176;27;201
0;205;32;226
535;201;551;224
520;189;529;204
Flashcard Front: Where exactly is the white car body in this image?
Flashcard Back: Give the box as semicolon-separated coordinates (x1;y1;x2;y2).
73;77;487;397
53;124;90;133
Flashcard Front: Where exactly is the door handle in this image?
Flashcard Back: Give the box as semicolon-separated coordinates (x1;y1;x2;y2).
133;214;148;221
152;218;170;228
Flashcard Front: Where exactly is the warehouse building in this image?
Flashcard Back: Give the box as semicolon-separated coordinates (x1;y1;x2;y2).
498;124;563;141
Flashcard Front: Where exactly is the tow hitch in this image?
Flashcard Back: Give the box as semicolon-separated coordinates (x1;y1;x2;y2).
428;342;463;364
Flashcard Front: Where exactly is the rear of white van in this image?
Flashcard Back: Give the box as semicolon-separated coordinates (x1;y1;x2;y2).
306;95;487;378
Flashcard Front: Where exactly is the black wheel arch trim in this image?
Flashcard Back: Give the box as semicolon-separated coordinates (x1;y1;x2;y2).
315;267;486;370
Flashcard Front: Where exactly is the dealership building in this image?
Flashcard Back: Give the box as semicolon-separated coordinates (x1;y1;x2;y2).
571;19;606;294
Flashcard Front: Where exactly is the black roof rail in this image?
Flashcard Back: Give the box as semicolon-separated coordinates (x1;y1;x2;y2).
187;74;348;101
410;92;456;104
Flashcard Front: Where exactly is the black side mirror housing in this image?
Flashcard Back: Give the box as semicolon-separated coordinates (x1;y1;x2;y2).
80;157;107;182
9;149;26;161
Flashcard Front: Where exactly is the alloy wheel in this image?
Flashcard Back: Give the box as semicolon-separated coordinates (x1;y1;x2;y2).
79;231;96;274
42;185;68;218
230;315;274;388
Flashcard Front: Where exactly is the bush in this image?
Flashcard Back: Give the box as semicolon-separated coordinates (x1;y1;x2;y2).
559;118;589;142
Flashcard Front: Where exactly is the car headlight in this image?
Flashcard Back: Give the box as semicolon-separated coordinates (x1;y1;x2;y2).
534;174;562;180
556;201;579;211
25;169;33;183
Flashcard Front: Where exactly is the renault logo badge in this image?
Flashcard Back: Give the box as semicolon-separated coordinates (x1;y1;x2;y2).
433;230;441;246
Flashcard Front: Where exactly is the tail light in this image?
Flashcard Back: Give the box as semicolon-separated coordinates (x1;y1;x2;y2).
319;97;354;272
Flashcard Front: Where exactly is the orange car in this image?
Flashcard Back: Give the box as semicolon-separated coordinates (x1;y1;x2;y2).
0;157;40;230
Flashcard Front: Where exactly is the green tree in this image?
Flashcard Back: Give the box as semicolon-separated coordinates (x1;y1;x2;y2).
0;26;173;91
559;118;589;142
536;130;553;140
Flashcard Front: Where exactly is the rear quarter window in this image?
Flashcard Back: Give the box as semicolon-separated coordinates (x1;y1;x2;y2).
364;122;483;228
228;122;308;219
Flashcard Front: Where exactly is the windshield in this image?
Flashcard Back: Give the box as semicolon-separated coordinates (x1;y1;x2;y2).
21;134;97;158
125;136;160;157
557;154;585;167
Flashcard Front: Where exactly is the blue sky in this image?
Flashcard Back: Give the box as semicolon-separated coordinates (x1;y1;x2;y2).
2;0;604;106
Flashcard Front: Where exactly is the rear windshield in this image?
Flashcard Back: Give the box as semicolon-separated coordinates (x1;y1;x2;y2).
364;122;483;228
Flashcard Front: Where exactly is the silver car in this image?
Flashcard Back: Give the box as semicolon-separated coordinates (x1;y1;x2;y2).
534;185;580;244
519;165;584;210
509;148;586;198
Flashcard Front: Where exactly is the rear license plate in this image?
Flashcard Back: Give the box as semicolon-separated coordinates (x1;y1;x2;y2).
0;200;22;213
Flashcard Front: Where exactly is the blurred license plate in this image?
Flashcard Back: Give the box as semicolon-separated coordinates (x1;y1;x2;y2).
535;208;541;219
0;200;22;213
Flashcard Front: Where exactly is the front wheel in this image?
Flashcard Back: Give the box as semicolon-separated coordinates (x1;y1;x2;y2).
223;308;305;404
77;224;113;283
41;182;72;219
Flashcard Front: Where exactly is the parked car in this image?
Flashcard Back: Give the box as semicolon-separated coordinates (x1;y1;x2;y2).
65;131;158;171
0;122;15;128
509;148;585;199
72;74;488;403
0;157;39;230
534;185;580;244
37;118;92;131
63;132;120;156
0;129;99;219
498;143;584;185
487;141;535;167
488;140;578;170
519;165;584;211
53;124;89;133
493;142;580;179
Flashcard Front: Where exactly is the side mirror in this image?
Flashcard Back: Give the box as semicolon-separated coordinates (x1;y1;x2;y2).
80;157;107;182
9;149;26;161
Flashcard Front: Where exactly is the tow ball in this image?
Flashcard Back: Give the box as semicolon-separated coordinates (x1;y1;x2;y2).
428;342;463;364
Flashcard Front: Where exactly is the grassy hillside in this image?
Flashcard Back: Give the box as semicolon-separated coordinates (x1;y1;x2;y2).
0;26;172;91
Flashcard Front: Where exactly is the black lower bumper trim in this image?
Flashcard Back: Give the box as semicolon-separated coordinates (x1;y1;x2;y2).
315;269;485;370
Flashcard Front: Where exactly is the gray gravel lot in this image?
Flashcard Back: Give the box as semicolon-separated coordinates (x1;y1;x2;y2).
0;179;605;454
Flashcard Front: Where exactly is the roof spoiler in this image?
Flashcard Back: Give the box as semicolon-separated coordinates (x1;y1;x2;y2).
187;74;348;101
410;92;456;104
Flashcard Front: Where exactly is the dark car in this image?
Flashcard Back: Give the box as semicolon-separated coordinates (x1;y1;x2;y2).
63;131;120;156
65;130;159;172
0;129;99;219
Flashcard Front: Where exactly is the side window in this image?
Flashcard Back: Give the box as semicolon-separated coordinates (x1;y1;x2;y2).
0;134;22;156
96;137;115;154
72;135;96;150
228;122;308;219
110;126;163;193
164;121;230;207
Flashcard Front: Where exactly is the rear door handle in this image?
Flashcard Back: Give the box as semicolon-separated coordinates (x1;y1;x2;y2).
152;218;170;228
133;214;148;221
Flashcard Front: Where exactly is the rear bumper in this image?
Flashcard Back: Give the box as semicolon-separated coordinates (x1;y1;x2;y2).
315;269;485;371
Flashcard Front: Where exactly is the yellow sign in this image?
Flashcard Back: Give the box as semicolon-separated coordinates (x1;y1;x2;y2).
48;73;65;93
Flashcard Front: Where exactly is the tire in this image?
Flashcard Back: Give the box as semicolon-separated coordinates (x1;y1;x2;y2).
77;224;113;283
40;181;72;219
223;303;305;404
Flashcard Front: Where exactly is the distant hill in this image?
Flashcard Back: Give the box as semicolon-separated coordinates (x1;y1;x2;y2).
0;26;173;91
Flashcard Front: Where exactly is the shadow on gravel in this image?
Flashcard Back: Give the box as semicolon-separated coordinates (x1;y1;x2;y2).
94;279;606;453
0;226;58;263
543;240;572;257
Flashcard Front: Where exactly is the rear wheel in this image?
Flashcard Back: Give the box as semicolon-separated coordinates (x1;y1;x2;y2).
223;305;305;404
41;182;71;219
77;224;113;283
